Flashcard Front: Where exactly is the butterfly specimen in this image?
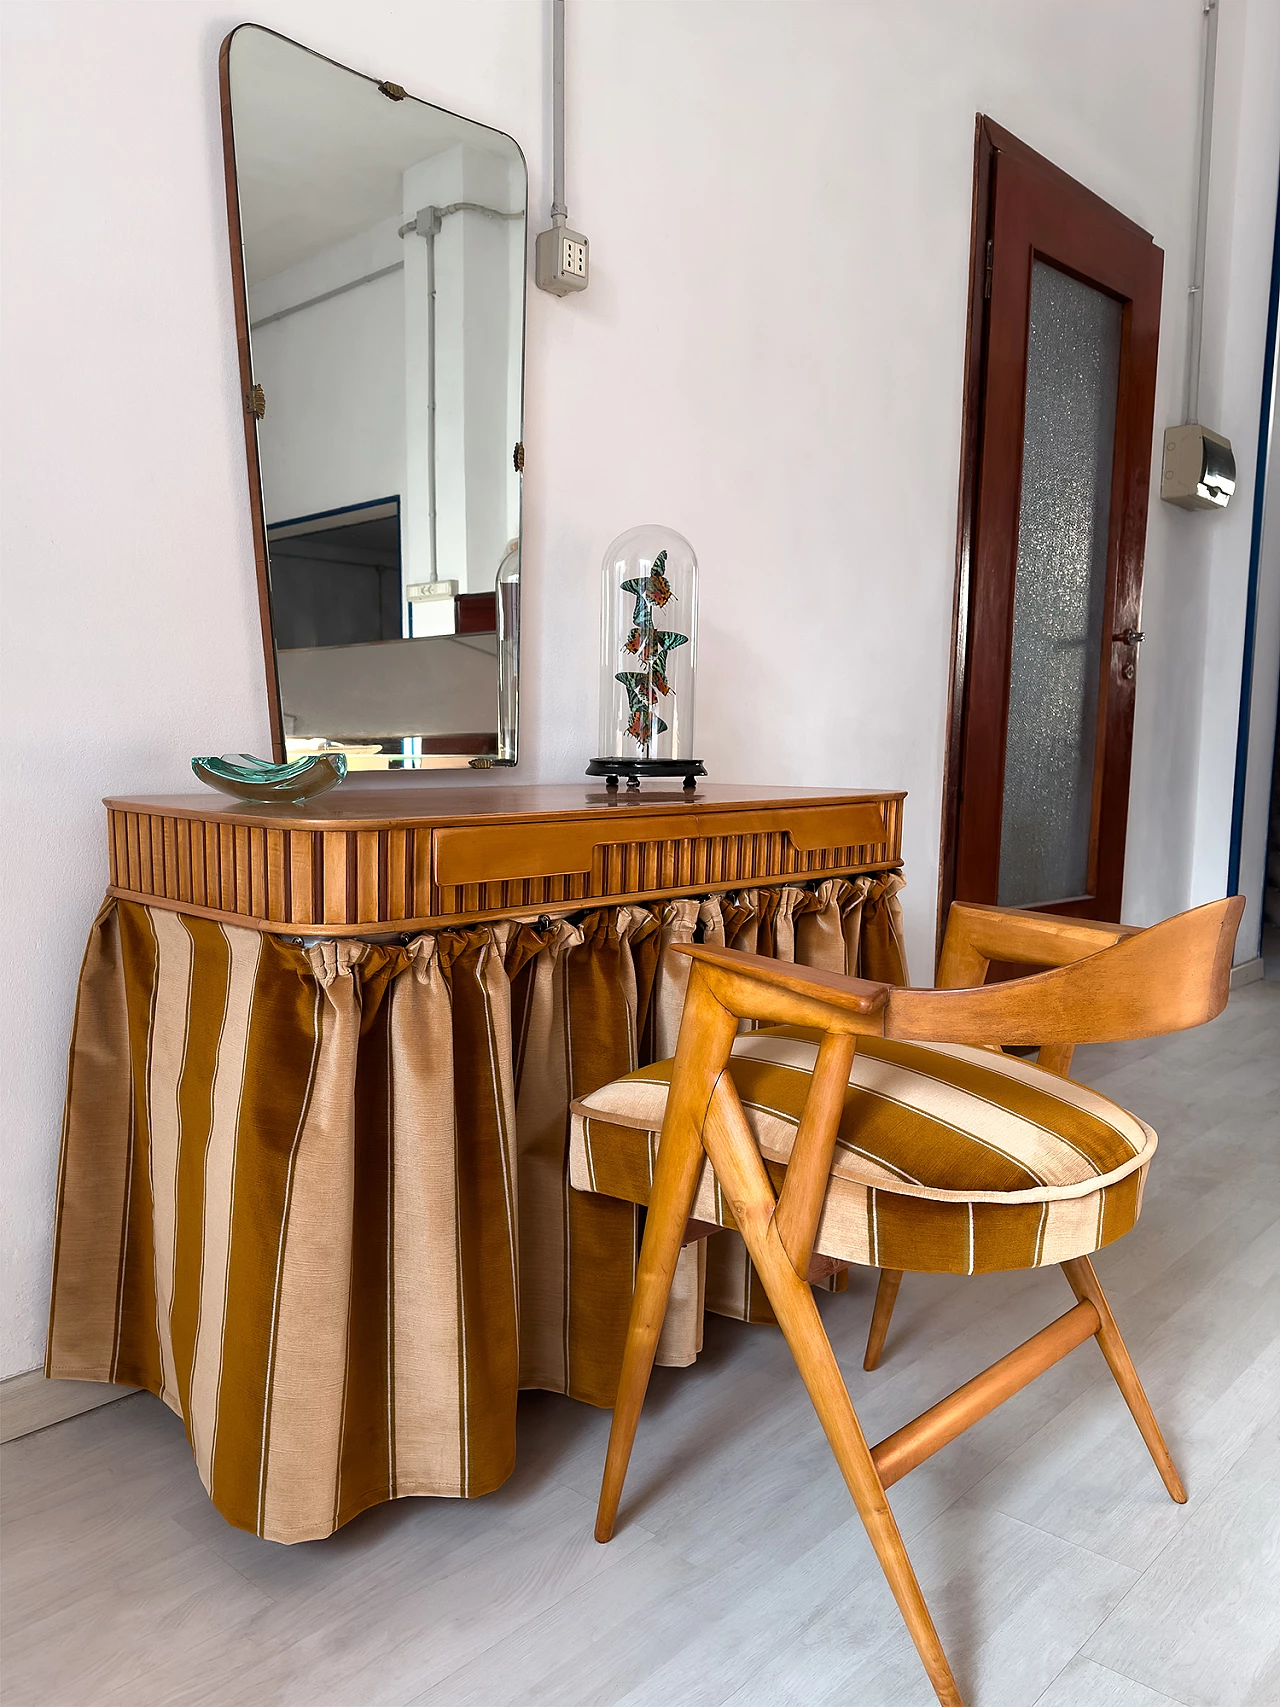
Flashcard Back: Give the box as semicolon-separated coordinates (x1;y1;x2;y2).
616;672;669;746
623;622;687;672
613;549;689;753
645;631;690;697
620;550;674;625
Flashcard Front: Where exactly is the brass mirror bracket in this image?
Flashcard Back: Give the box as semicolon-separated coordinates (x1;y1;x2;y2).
378;81;407;101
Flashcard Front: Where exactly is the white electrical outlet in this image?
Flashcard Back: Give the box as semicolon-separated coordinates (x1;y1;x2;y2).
536;222;589;295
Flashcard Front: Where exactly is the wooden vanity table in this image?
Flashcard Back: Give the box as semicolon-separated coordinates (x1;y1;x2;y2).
104;779;904;933
40;23;912;1554
50;780;907;1544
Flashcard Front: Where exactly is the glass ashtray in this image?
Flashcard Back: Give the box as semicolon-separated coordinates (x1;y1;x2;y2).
190;752;347;805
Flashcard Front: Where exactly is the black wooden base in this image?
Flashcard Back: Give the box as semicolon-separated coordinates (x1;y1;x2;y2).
586;757;708;790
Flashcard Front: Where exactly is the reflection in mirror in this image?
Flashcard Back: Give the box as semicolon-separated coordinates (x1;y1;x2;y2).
222;26;526;768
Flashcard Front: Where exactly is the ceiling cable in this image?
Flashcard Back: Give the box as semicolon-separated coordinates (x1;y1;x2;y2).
551;0;567;223
1184;0;1219;425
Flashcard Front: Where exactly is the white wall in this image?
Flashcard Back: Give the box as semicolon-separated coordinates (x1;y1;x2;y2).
1184;0;1280;932
251;217;407;526
2;0;1276;1379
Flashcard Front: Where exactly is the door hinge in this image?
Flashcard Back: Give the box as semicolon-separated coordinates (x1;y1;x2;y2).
983;239;994;300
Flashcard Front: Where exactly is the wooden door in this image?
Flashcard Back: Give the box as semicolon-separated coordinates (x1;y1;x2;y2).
943;120;1164;926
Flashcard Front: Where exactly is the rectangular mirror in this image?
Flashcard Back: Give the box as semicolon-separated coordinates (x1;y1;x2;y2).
220;25;526;769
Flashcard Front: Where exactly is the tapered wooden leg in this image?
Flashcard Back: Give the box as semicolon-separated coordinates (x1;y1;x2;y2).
766;1266;964;1706
864;1268;903;1370
701;1086;964;1707
1062;1256;1186;1503
593;1122;703;1542
595;983;739;1544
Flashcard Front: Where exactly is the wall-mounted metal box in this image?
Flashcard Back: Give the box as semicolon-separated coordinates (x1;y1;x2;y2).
1160;424;1236;510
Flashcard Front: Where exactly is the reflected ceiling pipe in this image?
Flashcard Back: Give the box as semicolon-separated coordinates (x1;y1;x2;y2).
247;262;404;331
403;205;442;591
400;201;522;595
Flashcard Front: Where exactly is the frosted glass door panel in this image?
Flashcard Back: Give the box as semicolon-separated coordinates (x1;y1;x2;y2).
997;262;1121;907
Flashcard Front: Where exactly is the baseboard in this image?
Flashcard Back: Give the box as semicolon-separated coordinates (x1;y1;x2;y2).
1;1367;139;1444
1230;957;1265;989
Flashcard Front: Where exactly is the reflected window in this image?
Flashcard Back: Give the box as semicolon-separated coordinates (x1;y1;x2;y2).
268;499;401;650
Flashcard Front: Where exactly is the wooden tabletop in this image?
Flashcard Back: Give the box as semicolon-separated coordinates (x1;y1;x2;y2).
105;778;904;832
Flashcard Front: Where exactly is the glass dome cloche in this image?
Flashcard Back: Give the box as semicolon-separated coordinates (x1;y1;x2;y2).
587;525;706;789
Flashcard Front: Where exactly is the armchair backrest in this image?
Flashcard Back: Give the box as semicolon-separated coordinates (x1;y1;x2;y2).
895;896;1243;1048
673;895;1244;1056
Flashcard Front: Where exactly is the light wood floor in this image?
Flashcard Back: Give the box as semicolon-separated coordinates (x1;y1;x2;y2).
4;976;1278;1707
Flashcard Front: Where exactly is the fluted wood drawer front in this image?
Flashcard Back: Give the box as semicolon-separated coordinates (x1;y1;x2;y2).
432;802;890;890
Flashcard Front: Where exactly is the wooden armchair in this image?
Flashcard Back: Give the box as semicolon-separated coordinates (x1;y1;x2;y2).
570;896;1243;1707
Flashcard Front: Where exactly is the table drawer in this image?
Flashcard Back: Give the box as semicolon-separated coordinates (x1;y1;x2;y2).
432;799;897;914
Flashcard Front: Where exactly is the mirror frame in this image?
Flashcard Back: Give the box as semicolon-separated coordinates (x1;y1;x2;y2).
217;24;528;766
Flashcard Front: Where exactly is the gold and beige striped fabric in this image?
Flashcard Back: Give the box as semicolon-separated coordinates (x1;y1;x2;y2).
48;875;906;1542
570;1025;1156;1276
49;901;530;1543
644;874;909;1332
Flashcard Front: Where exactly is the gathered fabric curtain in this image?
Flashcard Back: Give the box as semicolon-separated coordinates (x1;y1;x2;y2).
47;874;906;1542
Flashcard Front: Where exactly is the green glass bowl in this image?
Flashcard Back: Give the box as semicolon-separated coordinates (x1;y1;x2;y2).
191;752;347;805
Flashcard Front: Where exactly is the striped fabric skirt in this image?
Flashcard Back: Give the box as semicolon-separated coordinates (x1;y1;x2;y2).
46;874;906;1542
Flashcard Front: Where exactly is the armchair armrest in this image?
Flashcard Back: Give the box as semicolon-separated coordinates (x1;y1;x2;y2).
671;943;891;1034
936;902;1141;991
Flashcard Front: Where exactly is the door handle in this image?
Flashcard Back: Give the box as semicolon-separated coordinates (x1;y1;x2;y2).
1113;629;1145;646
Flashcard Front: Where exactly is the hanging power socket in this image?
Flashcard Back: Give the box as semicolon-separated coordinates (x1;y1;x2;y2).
536;221;589;295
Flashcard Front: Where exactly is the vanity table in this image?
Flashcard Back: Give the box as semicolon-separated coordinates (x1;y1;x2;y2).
48;781;908;1542
47;23;911;1549
101;779;904;931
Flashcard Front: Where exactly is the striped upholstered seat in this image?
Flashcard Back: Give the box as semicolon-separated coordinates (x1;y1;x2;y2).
570;1024;1155;1275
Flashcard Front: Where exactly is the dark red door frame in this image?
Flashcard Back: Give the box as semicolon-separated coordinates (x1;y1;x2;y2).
936;117;1163;960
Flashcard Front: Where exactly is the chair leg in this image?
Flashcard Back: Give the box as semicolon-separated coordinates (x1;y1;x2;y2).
758;1247;963;1705
864;1268;903;1370
1061;1256;1186;1504
593;1112;710;1543
595;986;740;1545
702;1092;964;1707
